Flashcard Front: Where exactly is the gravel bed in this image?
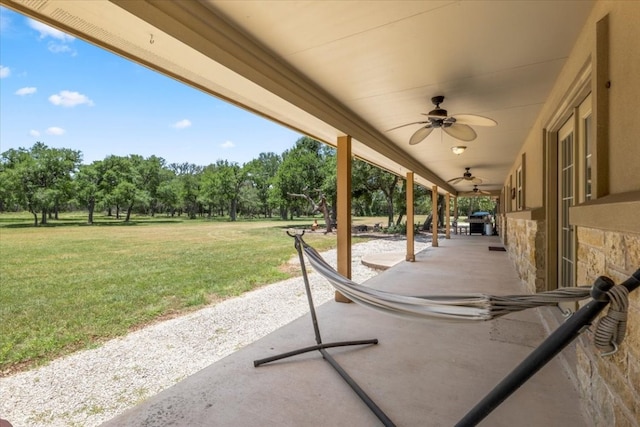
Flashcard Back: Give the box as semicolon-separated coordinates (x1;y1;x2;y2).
0;236;429;427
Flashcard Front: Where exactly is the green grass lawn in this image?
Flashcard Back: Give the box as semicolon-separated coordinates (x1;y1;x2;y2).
0;212;366;375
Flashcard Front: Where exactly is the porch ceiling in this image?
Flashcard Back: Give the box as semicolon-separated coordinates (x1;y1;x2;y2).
2;0;595;194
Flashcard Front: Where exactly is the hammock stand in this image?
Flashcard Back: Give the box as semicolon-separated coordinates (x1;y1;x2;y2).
253;231;393;426
254;232;640;427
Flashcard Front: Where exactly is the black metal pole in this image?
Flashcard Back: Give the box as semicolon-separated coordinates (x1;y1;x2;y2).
320;348;396;427
253;339;379;367
456;269;640;427
291;232;323;345
255;232;391;425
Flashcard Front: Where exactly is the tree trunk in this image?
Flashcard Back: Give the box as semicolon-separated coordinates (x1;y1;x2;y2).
438;194;445;227
318;198;333;234
88;198;95;224
41;209;48;225
31;210;39;226
230;199;237;221
125;203;133;222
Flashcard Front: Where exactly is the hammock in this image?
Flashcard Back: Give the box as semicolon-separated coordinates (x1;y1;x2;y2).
255;232;639;427
300;236;592;321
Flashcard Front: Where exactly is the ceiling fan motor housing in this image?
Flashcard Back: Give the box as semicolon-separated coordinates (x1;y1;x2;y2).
428;96;450;127
431;95;445;106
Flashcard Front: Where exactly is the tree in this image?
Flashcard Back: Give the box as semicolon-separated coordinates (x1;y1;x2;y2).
244;152;281;218
137;155;167;216
169;162;202;218
0;143;81;226
288;191;333;233
75;161;103;223
457;196;495;217
352;159;399;227
217;160;246;221
272;137;327;220
156;174;181;216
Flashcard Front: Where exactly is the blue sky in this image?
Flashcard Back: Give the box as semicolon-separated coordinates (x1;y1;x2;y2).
0;7;303;166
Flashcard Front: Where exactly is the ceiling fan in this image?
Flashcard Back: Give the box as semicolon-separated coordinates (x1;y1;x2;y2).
448;167;483;185
387;95;497;145
462;185;491;196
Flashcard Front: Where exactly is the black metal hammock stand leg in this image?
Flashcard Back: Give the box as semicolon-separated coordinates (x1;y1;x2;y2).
253;231;396;427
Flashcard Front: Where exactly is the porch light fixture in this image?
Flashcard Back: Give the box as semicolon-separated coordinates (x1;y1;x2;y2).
451;146;467;155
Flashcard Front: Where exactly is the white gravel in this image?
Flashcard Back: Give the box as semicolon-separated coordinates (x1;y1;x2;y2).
0;236;429;427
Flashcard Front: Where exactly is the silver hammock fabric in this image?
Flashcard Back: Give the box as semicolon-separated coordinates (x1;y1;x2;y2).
301;241;592;322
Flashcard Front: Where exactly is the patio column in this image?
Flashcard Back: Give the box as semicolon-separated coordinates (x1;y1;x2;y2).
454;196;458;219
453;196;459;234
432;185;438;247
336;135;352;303
445;193;451;239
406;172;415;262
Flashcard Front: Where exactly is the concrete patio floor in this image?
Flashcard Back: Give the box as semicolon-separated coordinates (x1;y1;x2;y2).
102;235;590;427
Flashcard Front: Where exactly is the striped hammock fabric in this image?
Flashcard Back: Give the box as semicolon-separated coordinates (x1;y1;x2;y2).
299;238;592;321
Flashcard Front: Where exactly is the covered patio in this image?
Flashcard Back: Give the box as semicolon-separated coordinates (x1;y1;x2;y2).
102;234;588;427
4;1;638;424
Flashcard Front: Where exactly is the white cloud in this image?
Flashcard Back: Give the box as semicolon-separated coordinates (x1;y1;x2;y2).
16;87;37;96
46;127;65;136
49;90;94;107
220;140;235;149
29;130;41;137
28;19;74;42
0;65;9;78
172;119;192;129
27;19;76;55
47;42;75;55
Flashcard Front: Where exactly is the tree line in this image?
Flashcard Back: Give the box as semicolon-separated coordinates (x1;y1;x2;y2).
0;137;494;227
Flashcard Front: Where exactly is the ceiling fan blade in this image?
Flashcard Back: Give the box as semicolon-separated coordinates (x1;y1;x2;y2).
447;177;464;184
409;126;434;145
471;177;483;184
386;121;429;132
452;114;497;127
443;123;477;142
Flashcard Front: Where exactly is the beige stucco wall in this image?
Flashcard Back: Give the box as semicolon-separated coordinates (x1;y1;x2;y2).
504;0;640;201
503;1;640;426
608;2;640;194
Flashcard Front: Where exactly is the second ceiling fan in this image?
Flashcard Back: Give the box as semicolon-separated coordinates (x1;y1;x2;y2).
388;96;497;145
448;167;483;185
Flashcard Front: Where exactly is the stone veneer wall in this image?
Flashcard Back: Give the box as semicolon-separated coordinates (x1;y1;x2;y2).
575;227;640;427
504;217;545;293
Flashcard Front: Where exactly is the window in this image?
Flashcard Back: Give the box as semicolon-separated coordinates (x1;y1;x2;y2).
580;96;593;202
516;166;523;210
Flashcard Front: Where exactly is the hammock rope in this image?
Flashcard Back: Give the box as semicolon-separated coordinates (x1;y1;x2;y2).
297;235;631;353
594;284;629;355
